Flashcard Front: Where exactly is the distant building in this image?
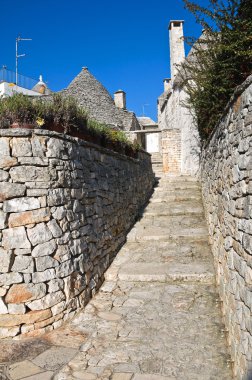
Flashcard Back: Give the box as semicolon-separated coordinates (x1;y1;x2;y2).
62;67;141;131
0;67;51;97
158;21;200;175
137;116;161;153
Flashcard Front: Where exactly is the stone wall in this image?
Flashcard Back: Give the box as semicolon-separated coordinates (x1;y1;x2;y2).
201;76;252;380
0;129;154;339
161;129;181;173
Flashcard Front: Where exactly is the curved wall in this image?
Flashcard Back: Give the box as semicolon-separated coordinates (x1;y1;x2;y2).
0;129;154;339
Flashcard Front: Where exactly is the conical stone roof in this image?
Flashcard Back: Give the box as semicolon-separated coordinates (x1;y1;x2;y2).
62;67;140;131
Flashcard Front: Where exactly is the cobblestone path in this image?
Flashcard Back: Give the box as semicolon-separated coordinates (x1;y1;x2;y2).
5;176;233;380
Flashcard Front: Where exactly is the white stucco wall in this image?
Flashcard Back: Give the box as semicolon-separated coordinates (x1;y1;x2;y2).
0;82;42;97
158;87;200;175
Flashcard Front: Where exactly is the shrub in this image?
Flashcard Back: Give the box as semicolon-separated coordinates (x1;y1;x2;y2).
180;0;252;140
0;93;139;154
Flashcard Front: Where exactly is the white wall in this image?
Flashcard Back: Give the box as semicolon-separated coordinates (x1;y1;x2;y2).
158;87;200;175
0;82;42;97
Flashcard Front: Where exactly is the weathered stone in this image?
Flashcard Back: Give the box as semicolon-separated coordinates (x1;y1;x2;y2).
27;291;65;311
0;248;12;273
0;210;7;229
52;206;66;220
0;169;9;181
9;166;50;182
48;279;64;293
51;300;66;315
5;283;46;303
47;188;70;206
18;157;48;166
12;137;32;157
31;136;47;157
3;197;40;213
0;138;10;155
35;256;59;272
27;223;53;246
0;326;19;338
8;207;50;228
32;239;57;258
0;288;7;297
0;183;26;202
47;219;62;238
46;138;67;158
0;272;23;286
0;156;17;168
0;297;8;314
32;269;56;283
55;261;74;278
8;303;26;315
54;245;71;263
14;249;31;255
2;227;31;249
27;189;48;196
0;309;51;326
11;255;34;273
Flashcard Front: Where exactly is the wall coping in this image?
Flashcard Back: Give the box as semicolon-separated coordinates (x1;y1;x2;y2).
0;128;151;161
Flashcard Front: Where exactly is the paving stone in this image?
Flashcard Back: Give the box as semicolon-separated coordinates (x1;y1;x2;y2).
32;346;77;371
19;371;54;380
9;360;44;380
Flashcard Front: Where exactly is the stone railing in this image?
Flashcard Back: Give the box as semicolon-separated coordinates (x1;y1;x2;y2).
201;75;252;380
0;129;155;339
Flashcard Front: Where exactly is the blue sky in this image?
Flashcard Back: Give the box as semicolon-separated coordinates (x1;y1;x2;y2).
1;0;209;121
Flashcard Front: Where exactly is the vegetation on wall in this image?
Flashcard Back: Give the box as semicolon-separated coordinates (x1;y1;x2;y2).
0;93;140;156
180;0;252;140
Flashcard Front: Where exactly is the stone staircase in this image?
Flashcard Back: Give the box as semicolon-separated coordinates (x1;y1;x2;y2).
151;152;163;176
4;176;233;380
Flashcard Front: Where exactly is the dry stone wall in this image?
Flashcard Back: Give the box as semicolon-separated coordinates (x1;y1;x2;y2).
0;129;154;339
201;76;252;380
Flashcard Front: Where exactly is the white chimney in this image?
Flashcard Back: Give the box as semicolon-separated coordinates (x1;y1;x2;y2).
169;20;185;79
163;78;171;92
114;90;126;109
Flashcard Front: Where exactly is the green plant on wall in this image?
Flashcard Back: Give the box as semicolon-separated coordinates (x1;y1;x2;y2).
180;0;252;140
0;93;139;155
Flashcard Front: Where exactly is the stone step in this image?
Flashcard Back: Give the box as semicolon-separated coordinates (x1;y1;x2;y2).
127;225;209;243
143;201;204;216
113;240;214;268
118;262;214;284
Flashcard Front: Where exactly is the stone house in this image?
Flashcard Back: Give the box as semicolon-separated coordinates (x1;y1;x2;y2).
61;67;141;132
158;21;200;175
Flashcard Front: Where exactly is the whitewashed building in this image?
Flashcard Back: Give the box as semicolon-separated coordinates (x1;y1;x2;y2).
158;21;200;175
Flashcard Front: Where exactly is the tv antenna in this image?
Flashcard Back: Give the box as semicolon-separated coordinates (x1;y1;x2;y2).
16;35;32;86
142;104;149;116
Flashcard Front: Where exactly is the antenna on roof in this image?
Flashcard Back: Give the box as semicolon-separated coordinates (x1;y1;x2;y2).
16;35;32;86
142;104;149;116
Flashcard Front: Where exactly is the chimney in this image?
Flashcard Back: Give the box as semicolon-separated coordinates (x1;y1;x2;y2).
114;90;126;109
163;78;171;92
169;20;185;79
